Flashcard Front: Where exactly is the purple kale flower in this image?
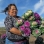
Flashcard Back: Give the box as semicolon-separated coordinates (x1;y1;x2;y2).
1;34;6;39
24;21;30;27
36;20;41;25
34;13;40;20
24;28;31;36
19;25;25;31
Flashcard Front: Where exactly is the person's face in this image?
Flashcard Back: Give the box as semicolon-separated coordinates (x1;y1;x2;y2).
8;5;17;17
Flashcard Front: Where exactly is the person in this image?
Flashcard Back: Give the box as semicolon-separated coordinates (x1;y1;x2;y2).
3;4;29;44
35;37;43;44
0;38;5;44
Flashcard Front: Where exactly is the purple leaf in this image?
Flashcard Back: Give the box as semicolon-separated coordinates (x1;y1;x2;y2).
34;13;40;20
24;21;30;27
19;25;25;31
36;20;41;25
1;34;6;39
24;28;31;36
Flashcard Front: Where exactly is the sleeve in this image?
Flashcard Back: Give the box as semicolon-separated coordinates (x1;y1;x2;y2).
4;17;13;31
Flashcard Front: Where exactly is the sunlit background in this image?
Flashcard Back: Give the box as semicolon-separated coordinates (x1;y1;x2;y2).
0;0;44;27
